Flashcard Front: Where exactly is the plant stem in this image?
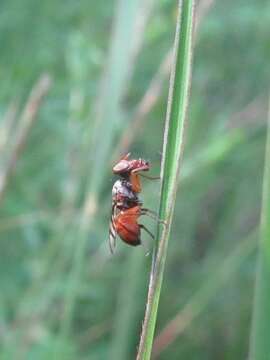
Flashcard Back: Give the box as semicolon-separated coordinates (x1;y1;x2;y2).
136;1;195;359
249;97;270;359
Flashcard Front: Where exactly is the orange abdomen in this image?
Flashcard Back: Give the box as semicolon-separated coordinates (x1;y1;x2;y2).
115;206;141;246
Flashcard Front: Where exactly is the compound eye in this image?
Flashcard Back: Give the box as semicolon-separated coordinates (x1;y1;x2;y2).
113;160;130;174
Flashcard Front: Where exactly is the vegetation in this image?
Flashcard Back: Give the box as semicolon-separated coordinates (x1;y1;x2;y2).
0;0;269;359
137;1;195;358
250;104;270;359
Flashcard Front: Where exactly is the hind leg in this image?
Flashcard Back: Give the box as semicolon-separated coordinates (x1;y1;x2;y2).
139;224;155;240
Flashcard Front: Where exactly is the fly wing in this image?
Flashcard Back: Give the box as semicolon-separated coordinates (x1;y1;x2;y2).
109;204;117;254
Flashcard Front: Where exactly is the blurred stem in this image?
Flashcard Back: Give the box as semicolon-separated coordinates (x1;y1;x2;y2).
153;231;257;357
114;49;173;157
0;100;18;156
194;0;215;33
58;0;146;347
114;0;215;158
82;0;147;222
0;74;52;206
249;97;270;359
180;130;244;182
136;1;195;359
110;251;148;360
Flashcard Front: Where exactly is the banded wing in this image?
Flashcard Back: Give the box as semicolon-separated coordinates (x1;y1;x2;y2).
109;203;117;254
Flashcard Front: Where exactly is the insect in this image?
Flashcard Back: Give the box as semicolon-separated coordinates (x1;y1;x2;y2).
109;155;163;253
109;183;158;252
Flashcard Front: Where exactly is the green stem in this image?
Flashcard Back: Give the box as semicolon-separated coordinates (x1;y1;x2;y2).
249;98;270;359
136;1;195;359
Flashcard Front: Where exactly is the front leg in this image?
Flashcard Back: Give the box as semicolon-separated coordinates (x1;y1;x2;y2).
130;172;142;193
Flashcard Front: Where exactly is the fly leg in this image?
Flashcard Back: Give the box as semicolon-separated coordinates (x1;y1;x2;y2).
131;166;160;180
129;172;142;193
139;224;155;257
139;224;155;240
141;208;167;226
139;173;160;180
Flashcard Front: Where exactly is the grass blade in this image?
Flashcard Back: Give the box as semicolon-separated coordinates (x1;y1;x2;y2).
249;99;270;359
136;1;195;359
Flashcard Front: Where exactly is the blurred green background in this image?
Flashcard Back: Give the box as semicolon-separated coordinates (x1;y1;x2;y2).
0;0;269;359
